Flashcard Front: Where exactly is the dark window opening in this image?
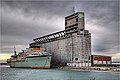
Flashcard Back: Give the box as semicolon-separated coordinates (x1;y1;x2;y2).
80;29;83;31
89;56;90;60
75;23;78;26
84;34;86;37
75;58;78;61
80;34;83;35
72;58;73;60
65;22;67;26
74;64;76;67
76;18;78;22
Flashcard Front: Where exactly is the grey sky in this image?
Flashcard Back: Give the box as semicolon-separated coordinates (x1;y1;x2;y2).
1;1;119;60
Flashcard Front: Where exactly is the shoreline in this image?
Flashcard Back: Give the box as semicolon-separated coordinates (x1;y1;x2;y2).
1;65;120;72
59;66;120;72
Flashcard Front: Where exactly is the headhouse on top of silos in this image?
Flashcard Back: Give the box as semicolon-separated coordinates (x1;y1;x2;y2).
30;12;91;67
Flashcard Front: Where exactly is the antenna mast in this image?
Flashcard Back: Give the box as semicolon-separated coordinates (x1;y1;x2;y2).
14;46;17;55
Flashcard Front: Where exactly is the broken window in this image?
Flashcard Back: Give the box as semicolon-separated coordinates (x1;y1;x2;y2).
75;58;78;61
65;22;67;26
76;18;78;22
89;56;91;60
80;29;83;31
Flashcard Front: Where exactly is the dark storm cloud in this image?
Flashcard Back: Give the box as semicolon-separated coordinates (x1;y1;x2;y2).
1;1;71;53
1;1;119;57
2;1;72;18
74;1;119;54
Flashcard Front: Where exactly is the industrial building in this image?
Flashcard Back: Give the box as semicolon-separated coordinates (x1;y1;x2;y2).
91;55;111;66
30;12;91;67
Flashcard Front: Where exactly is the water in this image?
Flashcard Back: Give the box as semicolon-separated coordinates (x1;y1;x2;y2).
1;67;119;80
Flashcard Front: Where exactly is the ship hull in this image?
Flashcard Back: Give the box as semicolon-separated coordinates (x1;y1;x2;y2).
8;55;51;69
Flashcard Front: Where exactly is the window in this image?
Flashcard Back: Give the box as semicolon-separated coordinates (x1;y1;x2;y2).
65;22;67;26
80;34;83;35
75;58;78;61
74;64;76;67
84;34;86;37
76;18;78;22
75;23;78;26
72;58;73;60
89;56;91;60
80;29;83;31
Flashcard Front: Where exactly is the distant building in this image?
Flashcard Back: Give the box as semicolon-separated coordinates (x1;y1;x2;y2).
91;55;111;66
30;12;91;67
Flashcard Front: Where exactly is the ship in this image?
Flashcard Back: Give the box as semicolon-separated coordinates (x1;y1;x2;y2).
7;46;52;69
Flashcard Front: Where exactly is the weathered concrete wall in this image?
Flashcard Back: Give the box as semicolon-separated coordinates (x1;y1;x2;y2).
40;34;91;66
41;37;70;66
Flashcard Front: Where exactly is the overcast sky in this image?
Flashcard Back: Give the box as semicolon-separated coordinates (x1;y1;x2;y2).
1;0;120;61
